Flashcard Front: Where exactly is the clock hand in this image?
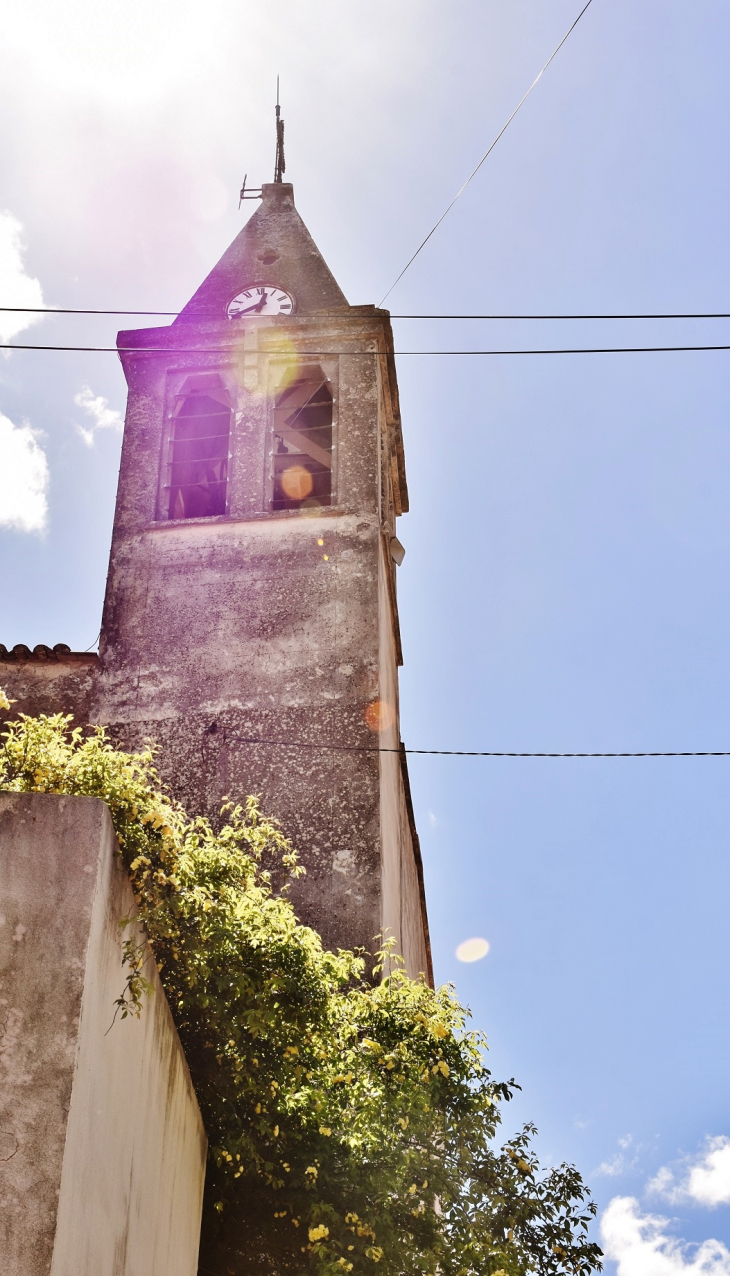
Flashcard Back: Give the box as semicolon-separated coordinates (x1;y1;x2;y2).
255;292;268;312
232;299;267;316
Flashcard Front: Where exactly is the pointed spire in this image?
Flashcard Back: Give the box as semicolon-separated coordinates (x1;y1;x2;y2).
176;180;348;321
274;77;285;184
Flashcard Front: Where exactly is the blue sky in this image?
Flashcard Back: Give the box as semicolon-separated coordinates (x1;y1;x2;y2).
2;2;730;1269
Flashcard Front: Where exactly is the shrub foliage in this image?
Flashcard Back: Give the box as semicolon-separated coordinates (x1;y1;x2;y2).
0;702;601;1276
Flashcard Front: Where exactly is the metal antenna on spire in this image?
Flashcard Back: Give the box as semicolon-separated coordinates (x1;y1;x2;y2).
274;76;285;183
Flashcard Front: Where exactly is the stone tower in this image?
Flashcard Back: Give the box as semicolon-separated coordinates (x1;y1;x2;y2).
88;180;431;978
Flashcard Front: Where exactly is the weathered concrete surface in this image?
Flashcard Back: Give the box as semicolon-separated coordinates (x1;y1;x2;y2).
177;182;348;322
0;183;431;983
91;182;431;980
0;792;207;1276
0;648;99;723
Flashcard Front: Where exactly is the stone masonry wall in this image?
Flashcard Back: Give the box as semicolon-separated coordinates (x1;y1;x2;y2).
0;647;99;723
90;304;429;972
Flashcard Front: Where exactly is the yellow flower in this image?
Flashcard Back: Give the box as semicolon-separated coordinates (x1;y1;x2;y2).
273;1125;279;1137
308;1224;329;1242
305;1165;318;1178
398;1117;409;1129
438;1060;449;1077
431;1021;448;1038
408;1184;417;1195
365;1246;383;1262
319;1126;332;1136
362;1038;382;1053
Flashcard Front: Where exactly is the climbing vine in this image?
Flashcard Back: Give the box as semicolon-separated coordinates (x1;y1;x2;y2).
0;699;601;1276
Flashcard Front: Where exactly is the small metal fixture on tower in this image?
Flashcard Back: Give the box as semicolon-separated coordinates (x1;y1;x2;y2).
237;85;285;208
274;76;285;183
238;173;263;207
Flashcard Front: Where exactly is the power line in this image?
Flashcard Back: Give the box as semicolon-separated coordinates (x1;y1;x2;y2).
391;313;730;321
5;5;597;326
3;307;730;319
4;342;730;355
0;307;181;316
212;735;730;759
378;0;596;305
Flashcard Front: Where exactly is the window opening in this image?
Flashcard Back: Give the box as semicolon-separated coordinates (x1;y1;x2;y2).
165;378;231;520
272;369;333;510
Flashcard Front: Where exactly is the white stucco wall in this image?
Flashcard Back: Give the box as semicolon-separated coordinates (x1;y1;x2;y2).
0;792;207;1276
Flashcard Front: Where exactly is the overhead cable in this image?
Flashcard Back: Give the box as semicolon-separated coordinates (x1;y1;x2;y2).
3;307;730;320
391;313;730;321
378;0;596;305
4;342;730;355
206;735;730;759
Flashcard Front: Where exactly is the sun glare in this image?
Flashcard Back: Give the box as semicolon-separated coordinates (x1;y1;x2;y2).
455;938;490;963
280;465;314;501
364;700;396;733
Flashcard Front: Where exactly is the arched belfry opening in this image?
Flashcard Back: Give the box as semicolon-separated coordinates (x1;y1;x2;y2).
272;366;333;510
164;373;231;520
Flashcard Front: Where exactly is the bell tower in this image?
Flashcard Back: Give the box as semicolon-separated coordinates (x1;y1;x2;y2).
92;172;431;979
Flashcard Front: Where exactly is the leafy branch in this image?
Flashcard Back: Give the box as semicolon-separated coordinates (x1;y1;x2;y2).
0;705;602;1276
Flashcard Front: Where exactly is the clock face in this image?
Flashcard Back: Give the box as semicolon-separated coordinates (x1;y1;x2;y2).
227;286;294;319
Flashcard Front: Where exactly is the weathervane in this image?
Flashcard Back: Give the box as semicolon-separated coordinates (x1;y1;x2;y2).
274;76;285;183
238;81;285;208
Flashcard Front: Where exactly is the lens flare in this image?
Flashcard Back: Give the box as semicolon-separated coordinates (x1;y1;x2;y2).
232;337;303;402
364;700;396;733
455;938;490;963
270;342;305;393
280;465;313;501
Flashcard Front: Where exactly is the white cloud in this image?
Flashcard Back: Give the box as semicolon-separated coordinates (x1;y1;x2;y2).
689;1142;730;1209
74;385;123;446
595;1135;638;1179
0;211;47;343
601;1197;730;1275
0;413;48;532
650;1167;680;1199
649;1139;730;1209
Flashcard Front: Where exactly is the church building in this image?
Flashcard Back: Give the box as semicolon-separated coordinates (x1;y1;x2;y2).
1;167;431;981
